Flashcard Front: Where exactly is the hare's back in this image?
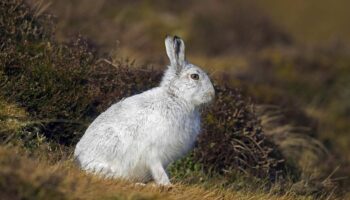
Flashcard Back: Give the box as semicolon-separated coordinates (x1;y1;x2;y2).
86;87;164;136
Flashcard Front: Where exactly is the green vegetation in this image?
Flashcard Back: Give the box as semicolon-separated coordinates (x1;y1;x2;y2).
0;0;349;199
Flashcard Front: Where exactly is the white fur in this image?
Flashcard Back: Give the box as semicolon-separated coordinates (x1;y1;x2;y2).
74;36;215;185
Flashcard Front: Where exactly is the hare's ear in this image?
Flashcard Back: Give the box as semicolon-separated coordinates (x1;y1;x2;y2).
165;35;185;74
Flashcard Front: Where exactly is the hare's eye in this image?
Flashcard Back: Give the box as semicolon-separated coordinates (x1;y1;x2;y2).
190;73;199;80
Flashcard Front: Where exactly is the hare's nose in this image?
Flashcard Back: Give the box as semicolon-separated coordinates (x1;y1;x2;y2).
209;92;215;100
206;90;215;101
210;86;215;98
208;90;214;97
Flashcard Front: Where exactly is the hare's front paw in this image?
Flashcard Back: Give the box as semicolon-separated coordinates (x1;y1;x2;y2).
150;161;171;185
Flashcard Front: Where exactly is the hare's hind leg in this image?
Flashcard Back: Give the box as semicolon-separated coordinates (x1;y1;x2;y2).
150;161;171;186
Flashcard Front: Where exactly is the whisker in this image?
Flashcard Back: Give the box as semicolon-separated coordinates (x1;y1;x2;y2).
209;68;224;77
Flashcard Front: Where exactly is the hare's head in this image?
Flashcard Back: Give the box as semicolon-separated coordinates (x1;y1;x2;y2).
161;36;215;107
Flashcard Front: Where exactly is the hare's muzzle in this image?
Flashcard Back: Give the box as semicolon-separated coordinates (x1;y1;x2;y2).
205;89;215;104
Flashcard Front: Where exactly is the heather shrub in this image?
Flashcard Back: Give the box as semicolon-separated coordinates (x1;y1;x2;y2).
194;86;285;180
0;0;162;144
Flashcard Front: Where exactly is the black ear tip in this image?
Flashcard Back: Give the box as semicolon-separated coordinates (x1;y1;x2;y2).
174;35;181;40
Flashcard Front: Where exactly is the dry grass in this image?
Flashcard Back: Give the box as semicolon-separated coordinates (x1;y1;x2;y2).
0;145;319;200
0;97;27;132
256;105;329;174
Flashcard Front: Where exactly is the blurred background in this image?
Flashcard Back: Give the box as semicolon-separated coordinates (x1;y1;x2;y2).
1;0;350;198
41;0;350;159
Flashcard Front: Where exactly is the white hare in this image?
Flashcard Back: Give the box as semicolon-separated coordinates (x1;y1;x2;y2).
74;35;215;186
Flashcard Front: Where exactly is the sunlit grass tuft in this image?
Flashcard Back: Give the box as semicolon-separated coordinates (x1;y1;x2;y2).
0;97;27;131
